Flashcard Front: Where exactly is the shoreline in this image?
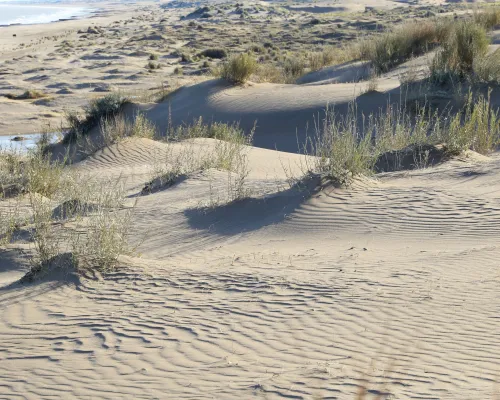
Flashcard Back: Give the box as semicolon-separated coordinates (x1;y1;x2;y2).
0;3;98;27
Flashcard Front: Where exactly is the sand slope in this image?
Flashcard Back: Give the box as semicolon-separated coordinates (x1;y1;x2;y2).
2;136;500;399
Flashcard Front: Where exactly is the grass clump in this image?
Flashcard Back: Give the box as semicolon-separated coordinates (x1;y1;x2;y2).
431;20;489;83
309;92;499;185
359;20;441;73
473;7;500;30
220;53;257;84
199;48;228;59
441;92;500;155
312;106;374;185
6;89;48;100
80;112;157;153
473;49;500;84
283;57;305;83
65;93;129;143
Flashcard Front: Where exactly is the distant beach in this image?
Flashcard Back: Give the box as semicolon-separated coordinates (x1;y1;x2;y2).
0;3;90;26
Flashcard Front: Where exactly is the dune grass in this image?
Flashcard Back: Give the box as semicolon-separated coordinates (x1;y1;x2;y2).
144;118;255;202
431;20;490;83
359;20;443;74
64;93;129;143
220;53;257;84
308;92;499;185
0;145;135;280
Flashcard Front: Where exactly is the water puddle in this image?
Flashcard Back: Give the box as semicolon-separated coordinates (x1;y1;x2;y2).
0;133;58;152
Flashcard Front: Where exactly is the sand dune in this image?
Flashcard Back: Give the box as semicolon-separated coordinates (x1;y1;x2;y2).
3;2;500;399
2;136;500;398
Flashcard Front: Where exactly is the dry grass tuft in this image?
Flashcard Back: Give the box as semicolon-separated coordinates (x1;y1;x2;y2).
220;53;257;84
6;89;48;100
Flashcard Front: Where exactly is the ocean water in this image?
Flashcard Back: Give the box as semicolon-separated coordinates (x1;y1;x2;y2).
0;3;89;25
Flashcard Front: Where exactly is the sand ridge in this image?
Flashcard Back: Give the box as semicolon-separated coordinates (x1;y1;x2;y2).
2;140;500;398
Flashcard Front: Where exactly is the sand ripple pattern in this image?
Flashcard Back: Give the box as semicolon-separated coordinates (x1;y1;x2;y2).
2;148;500;399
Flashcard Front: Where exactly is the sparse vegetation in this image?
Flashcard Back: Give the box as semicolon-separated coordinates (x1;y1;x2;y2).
308;92;499;185
0;146;135;279
5;89;48;100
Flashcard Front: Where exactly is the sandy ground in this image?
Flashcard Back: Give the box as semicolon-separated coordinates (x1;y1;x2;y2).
0;0;465;136
2;1;500;399
2;136;500;399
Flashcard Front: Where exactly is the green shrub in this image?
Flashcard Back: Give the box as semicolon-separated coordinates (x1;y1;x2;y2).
220;53;257;84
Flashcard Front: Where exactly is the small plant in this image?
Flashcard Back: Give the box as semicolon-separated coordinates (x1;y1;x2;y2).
442;92;500;155
6;89;48;100
199;48;228;59
220;53;257;84
431;20;489;83
64;93;128;143
147;61;161;70
283;57;305;83
149;53;159;60
312;105;374;185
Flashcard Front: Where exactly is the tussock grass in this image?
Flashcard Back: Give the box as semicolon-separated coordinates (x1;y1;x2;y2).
473;7;500;30
64;93;129;143
312;105;374;185
441;91;500;155
359;20;442;73
308;92;499;185
76;112;157;156
431;20;489;83
220;53;257;84
473;49;500;84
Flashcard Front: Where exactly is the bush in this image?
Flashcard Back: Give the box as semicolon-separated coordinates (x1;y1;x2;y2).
220;53;257;84
64;93;128;143
473;48;500;83
473;7;500;30
199;48;228;59
283;57;305;82
431;20;489;83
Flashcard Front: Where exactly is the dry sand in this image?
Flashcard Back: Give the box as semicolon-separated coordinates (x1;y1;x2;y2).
2;1;500;399
2;136;500;399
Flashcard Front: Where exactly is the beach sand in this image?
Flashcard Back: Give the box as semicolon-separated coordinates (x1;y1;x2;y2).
1;1;500;399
